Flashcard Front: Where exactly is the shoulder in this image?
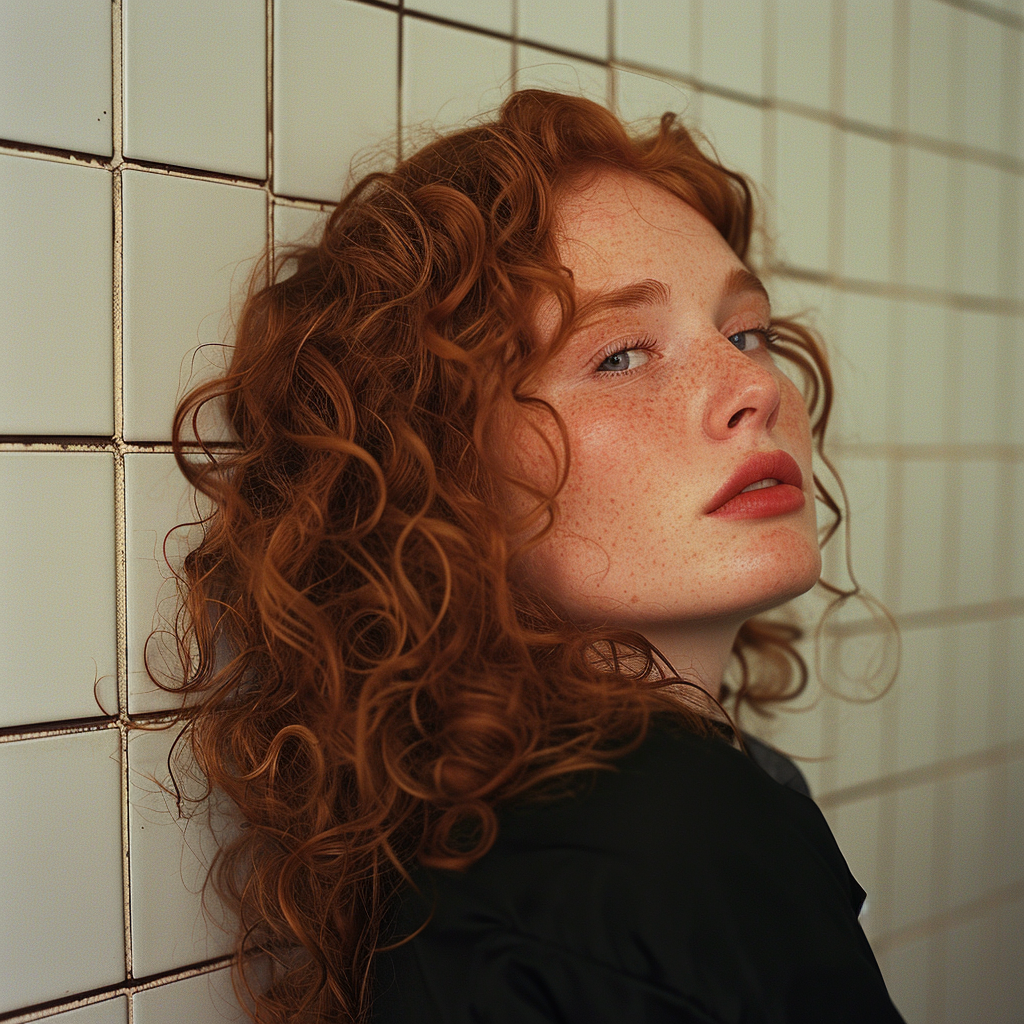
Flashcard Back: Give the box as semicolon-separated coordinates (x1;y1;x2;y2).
377;717;903;1023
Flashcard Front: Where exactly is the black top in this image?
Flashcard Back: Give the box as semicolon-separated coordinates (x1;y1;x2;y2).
372;718;905;1023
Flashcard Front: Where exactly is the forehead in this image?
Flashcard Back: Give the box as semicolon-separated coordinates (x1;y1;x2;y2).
552;170;740;285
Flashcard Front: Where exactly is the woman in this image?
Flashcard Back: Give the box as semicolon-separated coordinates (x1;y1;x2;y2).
166;89;904;1022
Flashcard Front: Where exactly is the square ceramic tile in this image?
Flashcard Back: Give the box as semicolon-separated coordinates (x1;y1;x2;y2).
842;132;893;283
773;111;832;273
518;0;607;61
40;998;129;1024
946;766;994;911
894;298;947;445
907;0;952;142
892;626;945;771
898;460;948;614
993;618;1024;744
955;310;1005;445
833;292;894;445
953;463;1000;609
134;968;248;1024
960;160;1002;299
614;0;694;78
947;621;997;759
0;154;113;435
614;68;697;128
700;0;766;99
121;170;266;444
0;730;124;1013
843;0;895;130
774;0;831;111
274;202;331;250
123;0;266;178
889;780;937;932
402;18;513;137
959;10;1003;155
128;725;238;977
0;453;117;728
274;0;398;202
904;145;951;293
699;94;765;194
405;0;511;35
124;453;214;715
515;45;610;106
0;0;112;155
943;911;1003;1023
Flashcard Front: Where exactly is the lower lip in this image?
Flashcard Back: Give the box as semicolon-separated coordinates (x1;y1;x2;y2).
708;484;805;520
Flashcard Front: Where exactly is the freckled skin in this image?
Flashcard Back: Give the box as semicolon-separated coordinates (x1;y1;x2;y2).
502;170;822;694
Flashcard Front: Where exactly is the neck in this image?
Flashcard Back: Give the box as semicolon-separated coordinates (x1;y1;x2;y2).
638;619;743;703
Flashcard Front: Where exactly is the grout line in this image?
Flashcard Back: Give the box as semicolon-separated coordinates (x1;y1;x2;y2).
824;596;1024;638
0;955;236;1024
815;738;1024;808
826;440;1024;461
871;877;1024;956
396;1;404;162
110;0;134;995
266;0;275;269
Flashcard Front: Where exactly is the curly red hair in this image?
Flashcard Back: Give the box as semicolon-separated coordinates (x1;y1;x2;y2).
159;89;837;1023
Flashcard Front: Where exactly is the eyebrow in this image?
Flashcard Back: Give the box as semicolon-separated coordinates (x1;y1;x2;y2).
574;268;770;325
722;267;771;307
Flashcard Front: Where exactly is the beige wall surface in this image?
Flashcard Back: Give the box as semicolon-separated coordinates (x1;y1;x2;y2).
1;0;1022;1021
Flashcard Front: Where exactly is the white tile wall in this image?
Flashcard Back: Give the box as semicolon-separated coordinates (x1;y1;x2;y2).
775;0;831;111
0;0;113;155
0;155;113;436
273;0;398;202
45;998;129;1024
773;110;832;271
0;453;117;728
842;131;893;283
2;0;1023;1019
700;0;766;98
843;0;896;130
274;202;331;249
128;725;237;977
904;146;951;293
895;299;949;445
516;45;610;104
907;0;952;142
406;0;511;35
959;9;1004;155
0;730;124;1012
402;17;513;135
614;68;696;128
121;170;265;443
123;0;267;178
613;0;694;78
518;0;607;60
133;968;247;1024
124;453;211;714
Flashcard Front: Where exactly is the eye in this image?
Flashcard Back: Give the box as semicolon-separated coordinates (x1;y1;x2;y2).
596;346;653;374
727;327;777;352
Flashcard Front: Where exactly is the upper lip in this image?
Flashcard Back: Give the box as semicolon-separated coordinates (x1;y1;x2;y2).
704;450;804;514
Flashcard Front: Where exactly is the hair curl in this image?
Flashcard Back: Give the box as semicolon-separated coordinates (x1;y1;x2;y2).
158;89;842;1023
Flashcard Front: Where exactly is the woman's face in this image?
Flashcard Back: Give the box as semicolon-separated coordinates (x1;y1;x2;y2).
502;169;821;634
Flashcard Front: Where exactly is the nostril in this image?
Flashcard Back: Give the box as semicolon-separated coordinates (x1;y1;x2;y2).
728;409;747;428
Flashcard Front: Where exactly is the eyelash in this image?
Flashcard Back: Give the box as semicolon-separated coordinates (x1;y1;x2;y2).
594;334;659;375
594;324;780;376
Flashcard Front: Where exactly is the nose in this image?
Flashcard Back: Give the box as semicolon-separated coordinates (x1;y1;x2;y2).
701;334;782;440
